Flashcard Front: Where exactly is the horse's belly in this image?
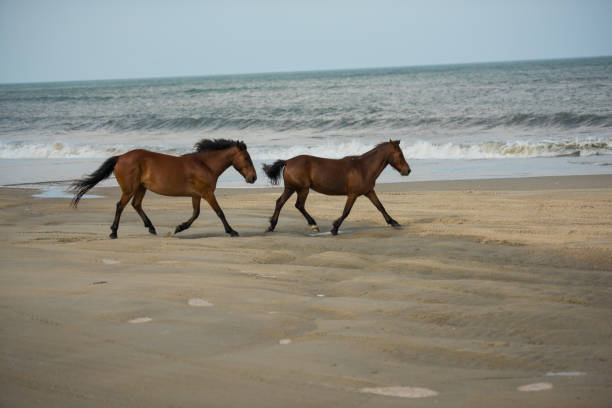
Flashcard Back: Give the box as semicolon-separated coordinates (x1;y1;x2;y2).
142;172;196;197
310;180;347;195
147;185;193;197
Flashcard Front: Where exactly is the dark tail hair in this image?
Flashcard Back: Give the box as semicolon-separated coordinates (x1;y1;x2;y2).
262;160;286;185
70;156;118;208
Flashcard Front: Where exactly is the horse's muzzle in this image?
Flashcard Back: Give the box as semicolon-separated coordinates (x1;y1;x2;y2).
401;168;411;176
246;175;257;184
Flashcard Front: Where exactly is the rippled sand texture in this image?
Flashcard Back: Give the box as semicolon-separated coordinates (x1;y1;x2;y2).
1;175;611;407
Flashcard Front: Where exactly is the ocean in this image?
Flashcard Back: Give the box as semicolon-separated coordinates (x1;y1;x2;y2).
1;56;611;189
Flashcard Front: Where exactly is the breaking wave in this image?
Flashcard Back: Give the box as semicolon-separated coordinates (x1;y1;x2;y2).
2;139;609;160
0;141;130;159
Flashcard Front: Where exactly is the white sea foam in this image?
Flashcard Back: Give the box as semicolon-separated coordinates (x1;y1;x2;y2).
517;382;553;392
0;141;129;159
128;317;152;324
251;138;611;160
188;298;213;307
359;386;439;398
545;371;586;377
1;138;610;161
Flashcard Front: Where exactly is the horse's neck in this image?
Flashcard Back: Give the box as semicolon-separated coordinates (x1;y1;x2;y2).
359;146;390;182
197;149;234;177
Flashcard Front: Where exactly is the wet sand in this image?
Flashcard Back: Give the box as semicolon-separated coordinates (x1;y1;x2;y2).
1;175;611;407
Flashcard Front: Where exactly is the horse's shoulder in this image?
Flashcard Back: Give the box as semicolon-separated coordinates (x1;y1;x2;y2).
184;154;212;171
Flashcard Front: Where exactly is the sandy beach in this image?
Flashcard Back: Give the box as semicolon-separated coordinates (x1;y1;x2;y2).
1;174;611;407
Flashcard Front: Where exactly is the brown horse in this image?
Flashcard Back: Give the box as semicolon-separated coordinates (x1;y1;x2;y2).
70;139;257;239
262;140;411;235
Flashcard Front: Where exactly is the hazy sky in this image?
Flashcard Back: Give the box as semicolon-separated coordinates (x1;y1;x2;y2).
1;0;611;83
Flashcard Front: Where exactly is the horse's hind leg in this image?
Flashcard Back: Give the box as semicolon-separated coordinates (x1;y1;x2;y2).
331;194;358;235
365;190;401;228
267;187;295;232
202;191;239;237
295;188;318;232
175;196;201;234
110;192;134;239
132;185;156;235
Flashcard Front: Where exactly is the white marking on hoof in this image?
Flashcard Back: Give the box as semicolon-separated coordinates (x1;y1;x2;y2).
188;298;213;307
102;259;120;264
311;225;320;232
128;317;152;324
359;386;438;398
517;382;553;392
279;338;292;345
546;371;585;377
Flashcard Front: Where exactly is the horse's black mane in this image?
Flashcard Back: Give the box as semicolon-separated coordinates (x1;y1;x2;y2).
193;139;246;153
374;140;399;149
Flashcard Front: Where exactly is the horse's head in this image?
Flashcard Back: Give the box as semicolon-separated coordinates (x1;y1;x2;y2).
387;140;411;176
232;141;257;184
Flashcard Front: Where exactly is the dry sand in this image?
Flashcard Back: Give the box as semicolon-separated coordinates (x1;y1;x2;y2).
1;175;611;407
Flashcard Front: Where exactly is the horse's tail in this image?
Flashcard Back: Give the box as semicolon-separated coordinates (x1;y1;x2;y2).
262;160;286;185
70;156;118;208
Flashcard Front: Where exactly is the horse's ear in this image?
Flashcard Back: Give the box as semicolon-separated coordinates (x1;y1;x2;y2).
392;140;400;146
237;141;246;150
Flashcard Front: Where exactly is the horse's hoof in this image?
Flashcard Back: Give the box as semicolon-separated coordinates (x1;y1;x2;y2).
266;227;274;233
311;225;320;233
331;229;338;236
229;231;239;237
174;226;182;234
149;227;157;235
109;232;118;239
391;222;403;229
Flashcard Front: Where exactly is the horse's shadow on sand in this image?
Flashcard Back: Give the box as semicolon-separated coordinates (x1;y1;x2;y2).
172;225;399;240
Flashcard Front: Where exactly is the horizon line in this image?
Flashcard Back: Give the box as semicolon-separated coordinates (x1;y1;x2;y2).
1;54;610;86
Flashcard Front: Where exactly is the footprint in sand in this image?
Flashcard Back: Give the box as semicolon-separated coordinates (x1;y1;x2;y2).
359;386;439;398
128;317;152;324
517;382;553;392
188;298;213;307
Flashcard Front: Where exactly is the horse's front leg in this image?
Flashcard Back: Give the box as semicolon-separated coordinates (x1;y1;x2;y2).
331;194;357;235
365;190;401;228
202;191;239;237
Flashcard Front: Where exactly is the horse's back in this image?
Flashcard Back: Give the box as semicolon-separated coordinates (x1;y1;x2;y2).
287;155;351;167
118;149;178;162
116;149;185;175
114;149;204;196
285;155;355;195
